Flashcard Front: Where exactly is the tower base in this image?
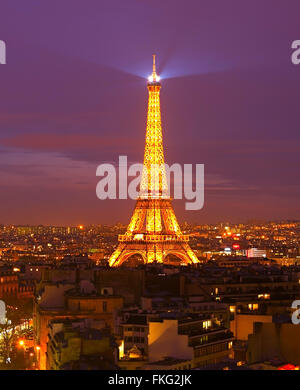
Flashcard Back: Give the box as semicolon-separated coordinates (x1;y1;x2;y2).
109;236;199;267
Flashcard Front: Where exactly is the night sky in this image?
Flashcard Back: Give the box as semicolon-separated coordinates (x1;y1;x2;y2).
0;0;300;225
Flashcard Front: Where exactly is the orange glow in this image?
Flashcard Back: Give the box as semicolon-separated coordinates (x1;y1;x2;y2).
118;340;124;359
278;364;299;370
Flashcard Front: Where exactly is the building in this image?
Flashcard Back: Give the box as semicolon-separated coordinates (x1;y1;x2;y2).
121;314;149;359
0;268;34;300
46;318;117;370
0;269;18;297
247;248;267;258
147;315;233;369
118;310;233;370
94;268;145;305
247;319;300;365
34;271;123;369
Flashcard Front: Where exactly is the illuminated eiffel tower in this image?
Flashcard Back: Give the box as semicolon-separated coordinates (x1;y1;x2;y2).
109;55;199;266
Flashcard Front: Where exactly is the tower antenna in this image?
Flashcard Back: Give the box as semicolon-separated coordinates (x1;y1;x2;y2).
152;54;156;73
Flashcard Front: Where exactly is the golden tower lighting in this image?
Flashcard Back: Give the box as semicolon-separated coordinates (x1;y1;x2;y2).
109;55;199;266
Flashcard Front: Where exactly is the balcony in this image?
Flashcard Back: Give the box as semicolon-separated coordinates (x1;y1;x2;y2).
119;234;189;243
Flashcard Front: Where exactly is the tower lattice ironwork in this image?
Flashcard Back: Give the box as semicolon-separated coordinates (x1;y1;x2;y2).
109;55;199;266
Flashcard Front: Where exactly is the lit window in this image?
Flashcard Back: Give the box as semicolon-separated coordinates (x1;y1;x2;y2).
203;320;211;329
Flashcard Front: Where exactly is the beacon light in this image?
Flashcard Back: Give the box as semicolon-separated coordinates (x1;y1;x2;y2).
148;73;160;82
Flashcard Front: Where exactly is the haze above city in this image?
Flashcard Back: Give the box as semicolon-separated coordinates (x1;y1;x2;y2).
1;0;300;225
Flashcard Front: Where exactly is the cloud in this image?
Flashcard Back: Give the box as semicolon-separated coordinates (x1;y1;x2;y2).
0;133;134;152
0;147;96;190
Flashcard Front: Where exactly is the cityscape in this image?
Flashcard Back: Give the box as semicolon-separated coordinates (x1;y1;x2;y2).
1;219;300;370
1;0;300;380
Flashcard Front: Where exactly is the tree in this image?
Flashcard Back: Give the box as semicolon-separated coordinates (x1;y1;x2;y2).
0;297;33;369
0;318;19;366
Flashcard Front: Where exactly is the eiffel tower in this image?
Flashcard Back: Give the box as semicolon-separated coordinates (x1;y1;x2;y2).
109;55;199;266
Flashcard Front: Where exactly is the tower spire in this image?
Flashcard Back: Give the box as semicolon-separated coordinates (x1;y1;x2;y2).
148;54;159;83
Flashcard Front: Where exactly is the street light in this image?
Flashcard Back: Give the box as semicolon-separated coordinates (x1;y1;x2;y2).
18;340;25;347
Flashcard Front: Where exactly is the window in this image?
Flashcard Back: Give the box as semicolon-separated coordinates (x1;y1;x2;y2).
203;320;211;329
248;303;259;311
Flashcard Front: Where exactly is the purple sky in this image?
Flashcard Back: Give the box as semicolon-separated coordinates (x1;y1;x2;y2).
0;0;300;225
